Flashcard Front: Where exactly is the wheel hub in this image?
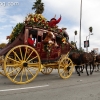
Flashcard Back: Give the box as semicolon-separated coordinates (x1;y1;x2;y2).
23;62;28;67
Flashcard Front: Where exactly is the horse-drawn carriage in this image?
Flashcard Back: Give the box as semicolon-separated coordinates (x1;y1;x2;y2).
0;25;75;84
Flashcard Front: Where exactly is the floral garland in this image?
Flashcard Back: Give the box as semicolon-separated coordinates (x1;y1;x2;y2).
25;13;48;29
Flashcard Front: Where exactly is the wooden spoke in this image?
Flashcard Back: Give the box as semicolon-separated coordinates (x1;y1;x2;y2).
24;47;28;60
26;51;33;61
6;64;21;67
12;51;21;61
24;68;29;81
20;68;24;82
19;47;23;60
26;68;34;77
8;68;20;75
27;56;38;63
7;57;20;63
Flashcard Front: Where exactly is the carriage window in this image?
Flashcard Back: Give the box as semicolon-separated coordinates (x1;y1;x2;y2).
38;36;41;42
43;33;47;40
29;29;37;38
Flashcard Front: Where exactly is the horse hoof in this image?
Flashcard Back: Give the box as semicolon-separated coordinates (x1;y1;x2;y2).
81;71;83;73
90;72;93;75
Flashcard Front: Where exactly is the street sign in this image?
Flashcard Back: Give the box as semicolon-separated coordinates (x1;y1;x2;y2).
84;40;89;48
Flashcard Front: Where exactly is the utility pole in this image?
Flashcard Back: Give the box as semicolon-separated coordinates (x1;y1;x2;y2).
79;0;82;50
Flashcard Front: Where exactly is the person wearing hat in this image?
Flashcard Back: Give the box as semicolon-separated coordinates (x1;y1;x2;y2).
48;15;61;28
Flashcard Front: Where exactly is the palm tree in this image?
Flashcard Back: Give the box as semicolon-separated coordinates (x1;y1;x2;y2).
32;0;44;14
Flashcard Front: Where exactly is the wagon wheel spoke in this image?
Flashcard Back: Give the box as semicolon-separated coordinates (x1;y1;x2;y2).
20;68;24;82
26;51;34;61
61;60;66;67
13;68;22;81
24;47;28;60
27;56;38;63
19;47;23;60
7;57;20;63
6;64;21;67
26;68;34;77
12;51;21;61
60;69;65;75
24;68;29;81
7;67;20;76
7;67;16;76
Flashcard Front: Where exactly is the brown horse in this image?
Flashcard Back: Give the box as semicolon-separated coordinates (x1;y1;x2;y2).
69;52;94;76
94;54;100;71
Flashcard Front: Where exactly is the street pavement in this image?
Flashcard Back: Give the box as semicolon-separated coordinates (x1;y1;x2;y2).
0;69;100;100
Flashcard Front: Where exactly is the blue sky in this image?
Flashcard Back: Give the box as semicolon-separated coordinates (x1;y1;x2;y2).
0;0;100;53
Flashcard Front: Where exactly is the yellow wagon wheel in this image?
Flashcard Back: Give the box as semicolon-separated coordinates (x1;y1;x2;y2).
58;57;74;79
41;66;53;75
4;45;41;84
0;64;5;76
0;56;5;76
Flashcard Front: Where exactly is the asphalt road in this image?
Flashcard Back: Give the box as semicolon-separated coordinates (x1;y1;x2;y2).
0;69;100;100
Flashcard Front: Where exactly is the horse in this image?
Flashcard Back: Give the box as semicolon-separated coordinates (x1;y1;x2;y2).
69;51;95;76
69;52;84;76
94;54;100;71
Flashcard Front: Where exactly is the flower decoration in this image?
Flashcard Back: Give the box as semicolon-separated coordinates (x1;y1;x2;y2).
62;37;66;44
24;13;47;28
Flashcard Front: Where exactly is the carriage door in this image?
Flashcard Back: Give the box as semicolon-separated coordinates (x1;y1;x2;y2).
36;30;43;54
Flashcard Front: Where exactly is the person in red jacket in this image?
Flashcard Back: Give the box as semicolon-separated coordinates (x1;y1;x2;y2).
27;33;34;46
48;15;61;28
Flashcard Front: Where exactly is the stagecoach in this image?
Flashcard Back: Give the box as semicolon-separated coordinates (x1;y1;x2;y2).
0;21;75;85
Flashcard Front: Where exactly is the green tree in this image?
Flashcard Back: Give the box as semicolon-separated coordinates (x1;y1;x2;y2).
32;0;44;14
0;43;6;48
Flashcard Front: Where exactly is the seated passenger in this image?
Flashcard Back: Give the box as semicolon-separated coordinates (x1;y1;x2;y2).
27;33;34;46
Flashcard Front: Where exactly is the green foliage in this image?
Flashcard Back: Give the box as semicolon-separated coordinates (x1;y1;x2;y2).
9;23;25;43
32;0;44;14
0;43;6;48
